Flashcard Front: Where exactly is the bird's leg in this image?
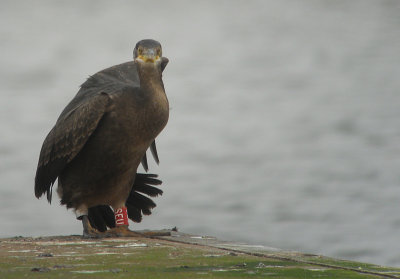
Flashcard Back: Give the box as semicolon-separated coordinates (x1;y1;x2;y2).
103;207;141;237
81;215;102;238
76;207;103;238
104;206;171;237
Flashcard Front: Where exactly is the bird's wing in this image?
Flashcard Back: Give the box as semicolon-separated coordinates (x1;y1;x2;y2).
35;92;111;202
161;57;169;72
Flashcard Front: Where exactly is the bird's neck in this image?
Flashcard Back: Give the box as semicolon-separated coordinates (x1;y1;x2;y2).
136;63;163;93
134;61;169;142
135;62;169;122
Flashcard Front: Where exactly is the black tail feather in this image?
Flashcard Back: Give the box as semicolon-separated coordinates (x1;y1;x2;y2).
126;204;143;223
127;192;156;215
87;172;163;230
134;173;163;197
134;184;163;197
87;205;115;232
135;173;161;185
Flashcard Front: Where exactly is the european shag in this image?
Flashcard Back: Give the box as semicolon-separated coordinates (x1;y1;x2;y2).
34;39;169;237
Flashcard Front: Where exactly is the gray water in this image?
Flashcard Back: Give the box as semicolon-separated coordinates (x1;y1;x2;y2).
1;0;400;267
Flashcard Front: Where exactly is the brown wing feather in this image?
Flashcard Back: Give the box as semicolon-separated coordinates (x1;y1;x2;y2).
35;93;110;202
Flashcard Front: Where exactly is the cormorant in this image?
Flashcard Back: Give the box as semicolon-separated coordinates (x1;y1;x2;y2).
35;39;169;237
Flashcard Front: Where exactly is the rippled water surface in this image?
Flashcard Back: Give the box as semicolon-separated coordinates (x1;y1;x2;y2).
1;0;400;267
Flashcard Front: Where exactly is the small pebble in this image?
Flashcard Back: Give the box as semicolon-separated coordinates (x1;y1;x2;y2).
256;262;267;268
53;264;72;269
31;267;51;272
38;253;53;257
110;268;122;273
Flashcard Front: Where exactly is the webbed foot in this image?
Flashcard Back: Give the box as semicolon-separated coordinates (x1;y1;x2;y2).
103;226;171;238
103;225;142;237
82;215;103;238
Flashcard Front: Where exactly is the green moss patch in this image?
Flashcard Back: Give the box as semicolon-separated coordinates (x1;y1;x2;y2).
0;235;398;279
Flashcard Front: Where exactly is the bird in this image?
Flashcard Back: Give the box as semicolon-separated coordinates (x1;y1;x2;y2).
34;39;170;237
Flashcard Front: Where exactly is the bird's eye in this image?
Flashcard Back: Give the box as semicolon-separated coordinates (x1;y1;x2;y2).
138;47;143;55
156;48;161;56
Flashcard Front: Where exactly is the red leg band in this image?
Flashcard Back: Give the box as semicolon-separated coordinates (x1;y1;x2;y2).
114;207;129;226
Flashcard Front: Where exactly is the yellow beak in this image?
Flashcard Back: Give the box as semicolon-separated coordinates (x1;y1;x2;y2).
137;55;160;63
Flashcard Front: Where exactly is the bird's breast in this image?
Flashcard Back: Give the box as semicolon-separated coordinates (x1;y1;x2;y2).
108;86;169;144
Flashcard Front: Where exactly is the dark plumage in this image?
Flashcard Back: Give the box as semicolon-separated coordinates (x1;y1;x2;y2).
88;173;163;232
34;39;169;236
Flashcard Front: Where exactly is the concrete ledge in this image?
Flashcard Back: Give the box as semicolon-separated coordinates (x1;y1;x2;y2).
1;231;399;278
157;231;400;278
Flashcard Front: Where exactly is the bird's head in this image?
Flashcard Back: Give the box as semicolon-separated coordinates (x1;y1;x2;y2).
134;39;169;71
134;39;163;65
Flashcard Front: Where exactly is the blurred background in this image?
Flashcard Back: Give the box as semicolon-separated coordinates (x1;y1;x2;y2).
1;0;400;267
